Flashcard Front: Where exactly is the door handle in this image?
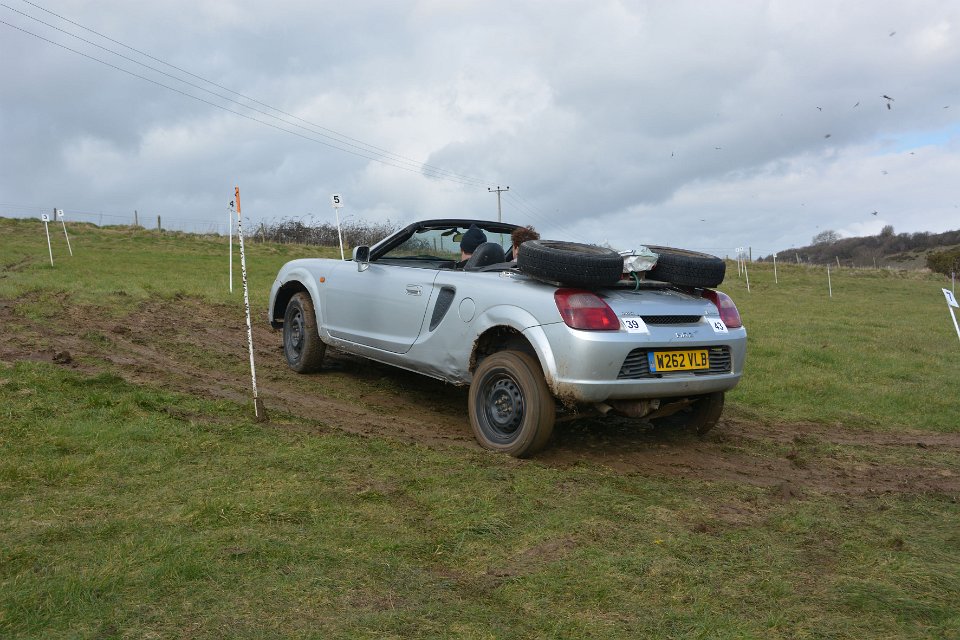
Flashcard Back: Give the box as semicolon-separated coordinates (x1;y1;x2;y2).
405;285;422;296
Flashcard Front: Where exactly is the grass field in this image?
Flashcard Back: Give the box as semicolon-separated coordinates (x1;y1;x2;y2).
1;217;958;638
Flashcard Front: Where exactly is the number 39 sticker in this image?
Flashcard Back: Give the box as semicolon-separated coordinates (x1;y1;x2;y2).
709;319;728;333
621;317;649;334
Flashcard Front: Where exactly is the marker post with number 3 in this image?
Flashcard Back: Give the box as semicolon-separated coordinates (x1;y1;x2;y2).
41;213;53;266
944;288;960;342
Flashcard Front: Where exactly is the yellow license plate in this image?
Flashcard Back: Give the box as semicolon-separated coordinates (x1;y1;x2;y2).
648;350;710;372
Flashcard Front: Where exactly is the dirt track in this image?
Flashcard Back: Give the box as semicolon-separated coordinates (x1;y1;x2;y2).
2;296;958;498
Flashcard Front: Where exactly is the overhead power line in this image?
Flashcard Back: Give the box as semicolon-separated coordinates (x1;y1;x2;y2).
18;0;481;186
1;1;584;238
1;17;494;188
0;2;496;188
501;191;581;241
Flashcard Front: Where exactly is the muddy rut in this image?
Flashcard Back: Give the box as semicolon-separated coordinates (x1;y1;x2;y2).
2;296;958;498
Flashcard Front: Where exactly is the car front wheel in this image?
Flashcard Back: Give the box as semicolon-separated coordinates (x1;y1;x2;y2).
469;351;556;457
283;292;326;373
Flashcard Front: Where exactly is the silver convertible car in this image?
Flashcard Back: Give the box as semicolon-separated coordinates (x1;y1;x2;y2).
268;219;746;457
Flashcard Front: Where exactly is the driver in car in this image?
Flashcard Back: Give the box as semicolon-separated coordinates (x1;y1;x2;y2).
456;225;487;268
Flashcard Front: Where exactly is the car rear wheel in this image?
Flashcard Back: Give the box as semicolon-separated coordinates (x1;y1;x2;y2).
283;292;326;373
650;392;724;436
469;351;556;457
647;246;726;288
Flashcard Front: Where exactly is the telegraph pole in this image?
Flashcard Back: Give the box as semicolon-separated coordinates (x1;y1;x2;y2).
488;185;509;222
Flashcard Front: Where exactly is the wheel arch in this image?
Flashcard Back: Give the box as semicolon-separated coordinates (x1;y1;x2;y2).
468;317;559;395
270;274;321;329
470;326;536;372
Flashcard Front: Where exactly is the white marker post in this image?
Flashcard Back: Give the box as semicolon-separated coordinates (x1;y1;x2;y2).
736;247;744;277
773;254;778;284
944;288;960;342
56;209;73;256
827;265;833;298
743;256;751;292
234;187;266;421
41;213;54;266
331;193;345;260
228;207;234;293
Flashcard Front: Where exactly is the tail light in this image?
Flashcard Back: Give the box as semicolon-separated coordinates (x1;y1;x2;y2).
554;288;619;331
702;289;742;328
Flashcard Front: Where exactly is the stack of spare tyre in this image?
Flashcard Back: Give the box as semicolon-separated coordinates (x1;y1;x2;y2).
516;240;725;289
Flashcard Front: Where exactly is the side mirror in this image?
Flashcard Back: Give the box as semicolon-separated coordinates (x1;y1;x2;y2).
353;245;370;272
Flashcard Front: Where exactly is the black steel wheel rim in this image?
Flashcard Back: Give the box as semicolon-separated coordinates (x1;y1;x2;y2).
286;307;304;361
479;369;525;442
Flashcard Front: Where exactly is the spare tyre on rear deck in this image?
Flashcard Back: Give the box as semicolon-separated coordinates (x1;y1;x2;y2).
517;240;623;288
647;246;726;288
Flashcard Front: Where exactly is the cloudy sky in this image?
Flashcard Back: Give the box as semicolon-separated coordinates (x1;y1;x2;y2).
2;0;959;256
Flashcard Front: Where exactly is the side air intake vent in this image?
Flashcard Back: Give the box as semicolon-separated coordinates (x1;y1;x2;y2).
429;287;456;331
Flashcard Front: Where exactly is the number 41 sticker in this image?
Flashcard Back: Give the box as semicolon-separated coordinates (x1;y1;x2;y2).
709;318;728;333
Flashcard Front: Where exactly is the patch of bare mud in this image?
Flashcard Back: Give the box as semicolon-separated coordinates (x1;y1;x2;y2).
1;295;958;498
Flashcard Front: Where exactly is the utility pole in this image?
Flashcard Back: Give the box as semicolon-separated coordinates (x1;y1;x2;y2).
488;185;509;222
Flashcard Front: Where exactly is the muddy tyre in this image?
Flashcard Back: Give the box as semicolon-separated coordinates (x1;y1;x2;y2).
469;351;556;457
518;240;623;288
647;246;726;288
283;292;326;373
650;392;724;436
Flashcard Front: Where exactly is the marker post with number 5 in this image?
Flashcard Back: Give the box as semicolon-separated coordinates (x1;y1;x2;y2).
331;193;345;260
944;288;960;342
56;209;73;256
41;213;53;266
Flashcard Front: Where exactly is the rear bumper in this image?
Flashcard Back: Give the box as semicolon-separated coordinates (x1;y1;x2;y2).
527;321;747;404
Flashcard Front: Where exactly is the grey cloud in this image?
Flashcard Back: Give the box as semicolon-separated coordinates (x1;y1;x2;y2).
2;0;959;251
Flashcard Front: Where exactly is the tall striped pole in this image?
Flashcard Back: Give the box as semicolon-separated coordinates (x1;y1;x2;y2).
235;187;266;421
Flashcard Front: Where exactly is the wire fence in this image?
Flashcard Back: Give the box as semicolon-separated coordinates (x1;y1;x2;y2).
0;204;227;235
0;204;401;247
1;204;952;274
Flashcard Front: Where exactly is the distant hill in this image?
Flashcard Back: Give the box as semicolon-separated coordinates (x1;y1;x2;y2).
760;226;960;270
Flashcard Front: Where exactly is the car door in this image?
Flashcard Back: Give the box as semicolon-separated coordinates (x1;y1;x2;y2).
323;261;438;354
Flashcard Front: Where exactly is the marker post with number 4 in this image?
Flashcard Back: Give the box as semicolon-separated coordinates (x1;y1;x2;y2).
944;288;960;342
41;213;53;266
